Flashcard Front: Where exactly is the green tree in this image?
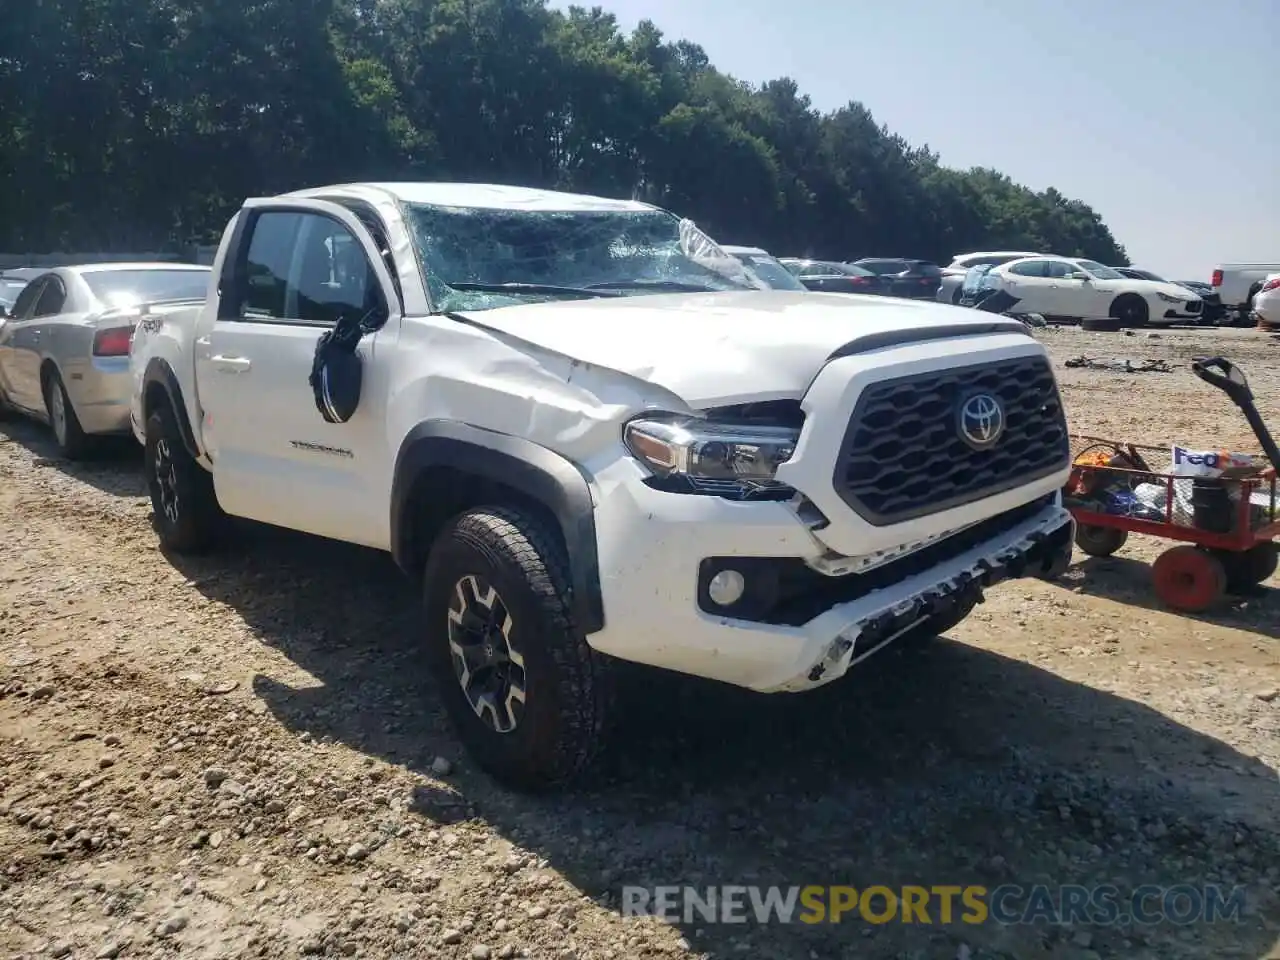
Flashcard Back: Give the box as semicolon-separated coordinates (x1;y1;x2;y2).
0;0;1127;265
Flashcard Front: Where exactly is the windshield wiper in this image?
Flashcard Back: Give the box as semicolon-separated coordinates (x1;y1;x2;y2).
447;282;620;299
585;280;719;293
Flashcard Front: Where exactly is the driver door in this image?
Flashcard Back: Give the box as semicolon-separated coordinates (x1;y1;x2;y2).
197;202;402;548
1043;261;1105;319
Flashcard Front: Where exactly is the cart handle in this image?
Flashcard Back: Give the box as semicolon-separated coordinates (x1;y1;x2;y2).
1191;356;1253;405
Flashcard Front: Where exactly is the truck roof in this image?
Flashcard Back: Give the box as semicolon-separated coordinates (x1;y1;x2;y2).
286;182;660;214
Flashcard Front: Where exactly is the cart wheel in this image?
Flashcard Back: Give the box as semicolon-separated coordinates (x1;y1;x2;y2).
1215;543;1279;590
1151;546;1227;613
1074;524;1128;558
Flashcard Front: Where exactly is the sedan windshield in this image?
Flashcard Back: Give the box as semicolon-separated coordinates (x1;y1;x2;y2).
1075;260;1125;280
404;204;764;312
729;252;805;291
83;269;211;308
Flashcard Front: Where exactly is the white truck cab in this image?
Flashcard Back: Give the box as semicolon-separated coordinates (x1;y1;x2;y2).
128;182;1075;790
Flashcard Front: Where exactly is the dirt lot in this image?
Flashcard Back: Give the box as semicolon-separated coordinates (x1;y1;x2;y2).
1;325;1278;960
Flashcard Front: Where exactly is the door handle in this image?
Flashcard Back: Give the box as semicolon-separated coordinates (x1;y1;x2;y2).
212;355;251;373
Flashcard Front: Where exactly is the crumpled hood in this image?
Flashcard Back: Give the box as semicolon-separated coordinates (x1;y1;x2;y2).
454;290;1029;407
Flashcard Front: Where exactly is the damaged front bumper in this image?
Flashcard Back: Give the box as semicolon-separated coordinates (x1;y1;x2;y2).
590;483;1075;693
791;504;1074;691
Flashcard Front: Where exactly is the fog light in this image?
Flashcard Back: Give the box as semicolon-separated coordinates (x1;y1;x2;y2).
707;569;746;606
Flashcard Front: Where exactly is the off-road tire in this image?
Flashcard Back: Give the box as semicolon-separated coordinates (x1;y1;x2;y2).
422;505;614;792
1074;523;1128;558
1109;293;1149;329
144;406;223;553
42;367;93;459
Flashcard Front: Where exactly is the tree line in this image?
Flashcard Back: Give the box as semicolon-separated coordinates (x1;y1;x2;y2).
0;0;1128;265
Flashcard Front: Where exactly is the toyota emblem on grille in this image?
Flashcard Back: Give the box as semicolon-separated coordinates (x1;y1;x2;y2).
958;393;1005;449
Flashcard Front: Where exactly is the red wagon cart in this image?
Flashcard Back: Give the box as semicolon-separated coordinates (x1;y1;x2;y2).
1063;357;1280;612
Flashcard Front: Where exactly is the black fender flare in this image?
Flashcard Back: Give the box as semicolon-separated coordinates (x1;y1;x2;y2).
141;358;201;459
391;420;604;634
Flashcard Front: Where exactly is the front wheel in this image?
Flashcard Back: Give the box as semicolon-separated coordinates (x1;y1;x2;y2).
144;406;223;553
1151;545;1226;613
422;506;614;791
1109;294;1149;329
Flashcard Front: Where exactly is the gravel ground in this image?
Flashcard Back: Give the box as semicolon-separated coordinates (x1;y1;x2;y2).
1;324;1278;960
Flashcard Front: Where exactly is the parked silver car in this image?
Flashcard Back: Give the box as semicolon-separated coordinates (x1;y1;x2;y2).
0;262;211;457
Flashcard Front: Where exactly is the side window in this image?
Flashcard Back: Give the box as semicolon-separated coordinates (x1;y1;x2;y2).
32;277;67;316
242;212;301;318
799;265;827;277
238;211;385;326
319;196;403;307
1043;261;1073;279
1009;260;1048;278
10;278;46;320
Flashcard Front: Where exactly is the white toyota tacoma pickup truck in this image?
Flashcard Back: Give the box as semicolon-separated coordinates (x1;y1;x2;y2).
128;182;1076;790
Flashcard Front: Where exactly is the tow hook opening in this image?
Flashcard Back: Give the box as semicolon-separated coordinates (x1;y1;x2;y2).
809;635;853;682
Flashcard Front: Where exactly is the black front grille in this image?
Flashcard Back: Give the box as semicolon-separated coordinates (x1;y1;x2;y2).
834;356;1069;525
1186;300;1202;313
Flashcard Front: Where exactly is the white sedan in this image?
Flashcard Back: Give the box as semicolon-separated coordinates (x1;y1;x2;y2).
985;256;1204;330
1253;273;1280;327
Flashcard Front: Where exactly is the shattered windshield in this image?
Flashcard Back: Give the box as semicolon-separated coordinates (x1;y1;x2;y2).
403;203;766;312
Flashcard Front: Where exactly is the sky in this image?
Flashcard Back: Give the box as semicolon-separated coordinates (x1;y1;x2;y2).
548;0;1278;280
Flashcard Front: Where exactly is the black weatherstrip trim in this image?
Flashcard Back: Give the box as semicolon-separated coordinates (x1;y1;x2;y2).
142;358;201;459
825;321;1032;361
390;420;604;635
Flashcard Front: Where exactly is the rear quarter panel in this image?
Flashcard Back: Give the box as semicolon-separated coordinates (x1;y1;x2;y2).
46;314;101;407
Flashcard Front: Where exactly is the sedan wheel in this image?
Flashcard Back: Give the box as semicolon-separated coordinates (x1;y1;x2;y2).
42;369;91;459
49;382;68;446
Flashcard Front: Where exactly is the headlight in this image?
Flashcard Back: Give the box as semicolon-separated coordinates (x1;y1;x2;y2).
623;415;799;499
1157;292;1185;303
